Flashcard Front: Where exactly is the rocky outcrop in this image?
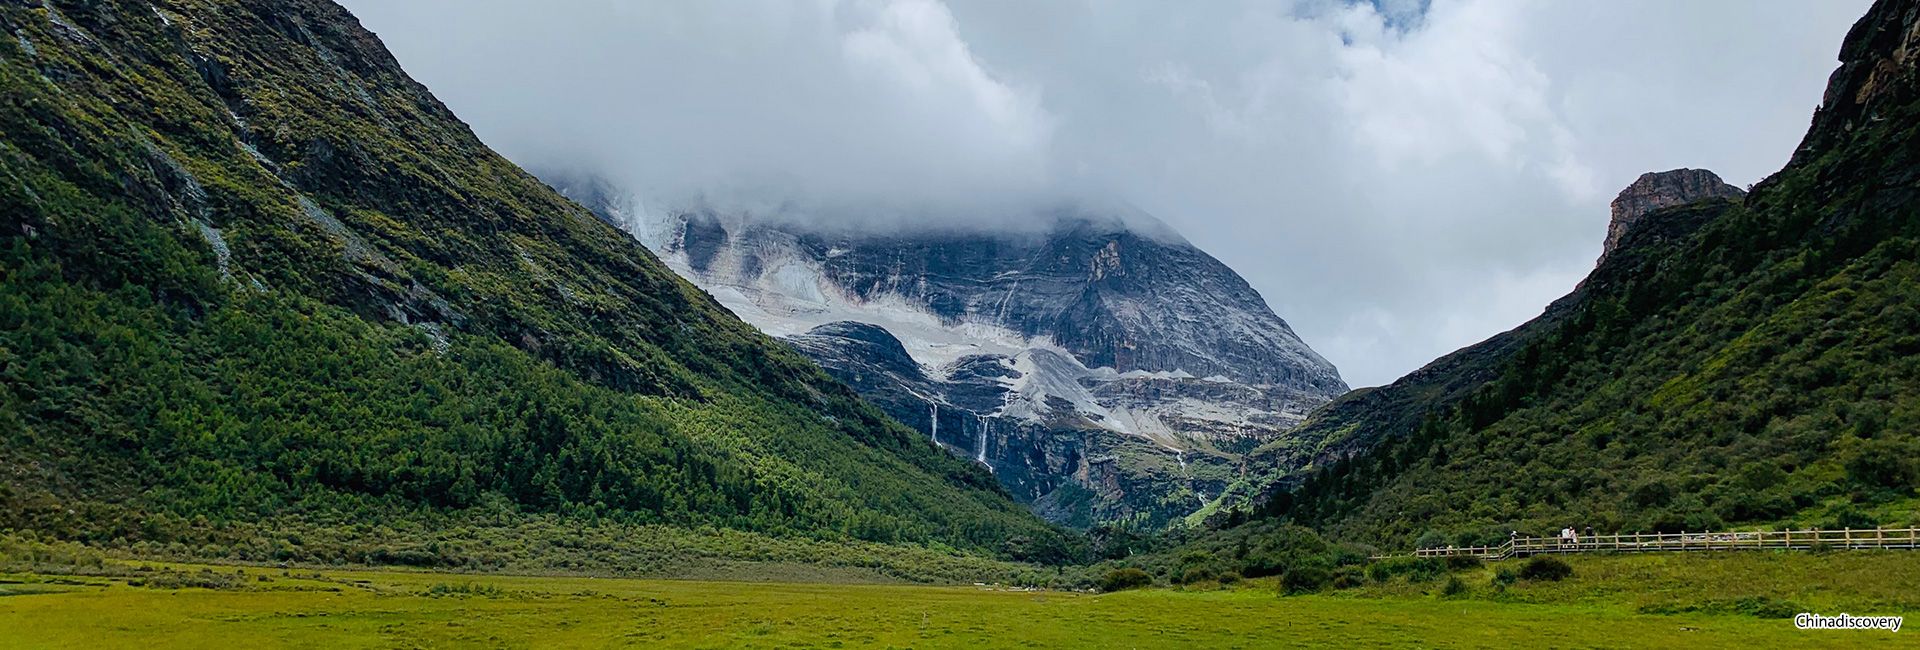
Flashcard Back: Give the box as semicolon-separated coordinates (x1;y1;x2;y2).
784;320;1249;529
1795;0;1920;164
1601;169;1744;262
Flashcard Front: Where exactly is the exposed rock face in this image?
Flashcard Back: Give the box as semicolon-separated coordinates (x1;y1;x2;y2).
548;183;1347;528
1795;0;1920;164
1602;169;1745;262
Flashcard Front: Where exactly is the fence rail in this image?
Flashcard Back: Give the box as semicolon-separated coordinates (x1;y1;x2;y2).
1373;527;1920;561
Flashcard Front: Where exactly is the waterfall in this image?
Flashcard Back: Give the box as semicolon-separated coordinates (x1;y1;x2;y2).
1177;450;1206;507
929;403;939;444
975;414;991;471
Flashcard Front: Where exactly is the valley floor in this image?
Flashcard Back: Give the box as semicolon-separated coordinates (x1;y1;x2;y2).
3;554;1915;648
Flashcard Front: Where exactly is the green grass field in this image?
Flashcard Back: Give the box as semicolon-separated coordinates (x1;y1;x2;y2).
2;552;1915;648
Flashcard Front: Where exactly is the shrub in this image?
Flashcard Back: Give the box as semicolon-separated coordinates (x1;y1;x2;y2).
1639;596;1803;619
1517;556;1572;582
1367;561;1392;583
1329;543;1374;567
1238;525;1334;578
1367;556;1444;583
1823;505;1880;530
1729;596;1801;619
1846;440;1916;493
1629;479;1675;508
426;582;505;598
1330;566;1366;590
129;568;246;590
1440;575;1467;597
1643;503;1725;534
1453;527;1510;549
1281;566;1331;594
1491;567;1518;586
1443;555;1483;571
1177;566;1217;585
1096;568;1153;593
1216;571;1242;585
1712;487;1795;522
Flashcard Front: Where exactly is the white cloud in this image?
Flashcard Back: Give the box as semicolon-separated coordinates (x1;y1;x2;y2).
341;0;1869;387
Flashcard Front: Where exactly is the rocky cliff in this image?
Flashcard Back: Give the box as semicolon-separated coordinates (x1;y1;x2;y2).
1601;169;1745;262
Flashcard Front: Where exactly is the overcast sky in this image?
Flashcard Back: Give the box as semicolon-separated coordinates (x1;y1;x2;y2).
340;0;1869;388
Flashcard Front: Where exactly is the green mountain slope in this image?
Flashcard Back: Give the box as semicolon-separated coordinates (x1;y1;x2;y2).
0;0;1071;562
1244;0;1920;546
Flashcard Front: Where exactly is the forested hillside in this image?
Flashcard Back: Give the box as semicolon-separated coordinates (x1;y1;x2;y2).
0;0;1073;564
1245;0;1920;547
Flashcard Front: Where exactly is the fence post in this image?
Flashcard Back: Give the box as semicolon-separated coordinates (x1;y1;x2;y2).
1381;526;1918;560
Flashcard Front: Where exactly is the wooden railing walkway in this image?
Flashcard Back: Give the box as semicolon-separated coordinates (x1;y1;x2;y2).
1373;527;1920;561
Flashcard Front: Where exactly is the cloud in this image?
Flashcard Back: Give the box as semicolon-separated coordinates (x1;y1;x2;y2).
340;0;1868;387
344;0;1051;211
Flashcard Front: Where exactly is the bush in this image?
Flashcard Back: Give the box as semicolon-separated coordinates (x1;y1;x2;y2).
1281;566;1331;594
1443;555;1483;571
129;568;247;590
1096;568;1153;593
1491;567;1517;586
1517;556;1573;582
1330;566;1366;589
1846;440;1916;493
1728;596;1801;619
426;582;505;598
1629;479;1675;508
1177;566;1217;585
1823;505;1880;530
1440;575;1467;597
1238;525;1334;578
1216;571;1242;585
1329;543;1374;567
1712;487;1795;522
1643;501;1725;534
1367;556;1444;583
1639;596;1803;619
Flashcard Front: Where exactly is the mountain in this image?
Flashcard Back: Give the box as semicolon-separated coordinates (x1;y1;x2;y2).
1239;0;1920;546
0;0;1074;563
544;190;1347;529
1601;169;1746;262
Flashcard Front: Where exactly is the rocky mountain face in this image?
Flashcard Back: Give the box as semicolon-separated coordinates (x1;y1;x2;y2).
1601;169;1745;261
548;189;1347;528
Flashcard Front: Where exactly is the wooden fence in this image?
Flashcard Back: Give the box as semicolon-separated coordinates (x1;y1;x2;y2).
1376;527;1920;561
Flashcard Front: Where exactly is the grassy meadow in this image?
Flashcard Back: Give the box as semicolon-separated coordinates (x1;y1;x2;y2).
3;551;1916;648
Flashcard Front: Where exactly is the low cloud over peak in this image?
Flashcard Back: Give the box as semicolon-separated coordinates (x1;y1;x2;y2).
344;0;1867;387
